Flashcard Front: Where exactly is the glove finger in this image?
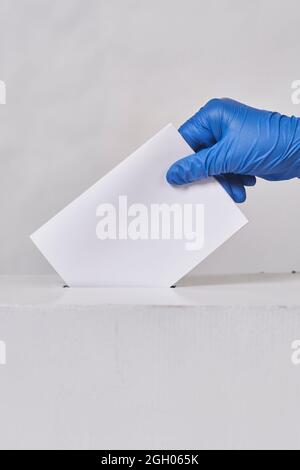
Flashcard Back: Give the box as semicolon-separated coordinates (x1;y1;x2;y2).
239;175;257;187
217;175;247;203
167;143;226;185
167;153;247;203
216;175;235;200
167;154;205;185
226;174;247;203
178;99;224;152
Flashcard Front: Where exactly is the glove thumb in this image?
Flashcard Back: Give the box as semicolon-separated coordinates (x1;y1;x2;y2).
167;143;224;185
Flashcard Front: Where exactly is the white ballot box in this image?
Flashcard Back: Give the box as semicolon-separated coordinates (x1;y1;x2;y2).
0;274;300;450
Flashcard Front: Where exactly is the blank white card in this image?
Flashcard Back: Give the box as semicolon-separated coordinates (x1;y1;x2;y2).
31;125;248;287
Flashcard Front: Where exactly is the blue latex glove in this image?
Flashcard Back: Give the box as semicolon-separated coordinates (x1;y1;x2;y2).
167;98;300;203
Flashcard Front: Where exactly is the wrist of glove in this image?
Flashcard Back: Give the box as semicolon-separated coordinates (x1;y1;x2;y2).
167;98;300;203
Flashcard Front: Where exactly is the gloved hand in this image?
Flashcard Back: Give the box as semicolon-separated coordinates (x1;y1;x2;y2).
167;98;300;203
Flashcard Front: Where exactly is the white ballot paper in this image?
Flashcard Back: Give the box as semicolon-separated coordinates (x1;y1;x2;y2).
31;124;248;287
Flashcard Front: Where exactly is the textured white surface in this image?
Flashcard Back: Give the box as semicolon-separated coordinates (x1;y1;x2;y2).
0;275;300;450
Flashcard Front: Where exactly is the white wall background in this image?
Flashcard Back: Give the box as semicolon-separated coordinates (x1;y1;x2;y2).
0;0;299;276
